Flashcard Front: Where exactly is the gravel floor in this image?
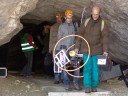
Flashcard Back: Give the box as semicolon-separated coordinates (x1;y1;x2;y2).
0;73;127;96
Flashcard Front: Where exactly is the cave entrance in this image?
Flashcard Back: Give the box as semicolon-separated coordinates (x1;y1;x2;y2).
5;21;54;77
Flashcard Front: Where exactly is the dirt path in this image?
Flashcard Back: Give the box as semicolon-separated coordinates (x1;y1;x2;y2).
0;74;127;96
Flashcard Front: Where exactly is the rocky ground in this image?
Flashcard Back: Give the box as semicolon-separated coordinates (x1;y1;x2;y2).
0;73;127;96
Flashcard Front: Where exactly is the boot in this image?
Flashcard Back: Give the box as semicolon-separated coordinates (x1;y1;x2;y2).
54;81;60;84
74;83;82;90
85;88;91;93
91;88;97;92
60;79;64;83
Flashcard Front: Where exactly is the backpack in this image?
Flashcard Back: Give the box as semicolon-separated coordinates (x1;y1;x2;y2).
84;18;105;32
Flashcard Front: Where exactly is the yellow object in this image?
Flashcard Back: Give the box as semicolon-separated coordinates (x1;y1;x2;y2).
69;50;76;57
53;35;91;78
65;9;74;16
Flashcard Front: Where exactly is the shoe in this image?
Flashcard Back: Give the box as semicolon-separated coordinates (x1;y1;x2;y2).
65;86;72;91
54;81;60;84
91;88;97;92
74;84;82;90
60;79;64;83
85;88;91;93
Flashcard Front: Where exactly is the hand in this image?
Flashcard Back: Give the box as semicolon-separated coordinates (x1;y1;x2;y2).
74;48;79;54
103;52;108;57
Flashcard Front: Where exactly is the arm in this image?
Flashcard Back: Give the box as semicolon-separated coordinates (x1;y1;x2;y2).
26;35;37;48
49;26;54;53
57;25;63;40
75;22;79;32
75;22;85;49
102;20;109;54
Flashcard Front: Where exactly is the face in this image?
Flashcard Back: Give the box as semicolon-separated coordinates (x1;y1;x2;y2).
91;7;100;20
56;17;62;23
66;14;73;23
44;25;51;33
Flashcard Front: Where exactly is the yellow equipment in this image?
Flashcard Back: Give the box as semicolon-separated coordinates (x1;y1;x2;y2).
65;9;74;16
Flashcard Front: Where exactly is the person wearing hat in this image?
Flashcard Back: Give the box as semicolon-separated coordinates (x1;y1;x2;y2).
57;9;81;91
49;12;64;84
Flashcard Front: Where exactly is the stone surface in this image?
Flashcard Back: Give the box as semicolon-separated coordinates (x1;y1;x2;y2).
0;0;38;46
0;0;128;64
0;74;128;96
49;92;110;96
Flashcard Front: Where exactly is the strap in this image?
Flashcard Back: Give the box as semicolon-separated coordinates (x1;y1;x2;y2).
84;18;90;27
101;20;105;32
73;22;78;32
84;18;105;32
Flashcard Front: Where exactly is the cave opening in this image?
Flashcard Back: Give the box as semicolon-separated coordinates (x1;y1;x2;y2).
0;1;128;94
1;20;55;76
1;6;81;77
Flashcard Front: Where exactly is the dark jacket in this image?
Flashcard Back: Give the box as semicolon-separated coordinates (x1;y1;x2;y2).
75;17;109;55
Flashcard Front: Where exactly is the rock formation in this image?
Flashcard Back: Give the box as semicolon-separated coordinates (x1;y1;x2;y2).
0;0;38;45
0;0;128;64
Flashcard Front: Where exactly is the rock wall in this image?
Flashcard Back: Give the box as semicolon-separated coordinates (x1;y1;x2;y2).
0;0;128;64
0;0;38;45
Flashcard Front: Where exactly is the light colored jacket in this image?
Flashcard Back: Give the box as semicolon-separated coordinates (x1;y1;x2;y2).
57;21;78;50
